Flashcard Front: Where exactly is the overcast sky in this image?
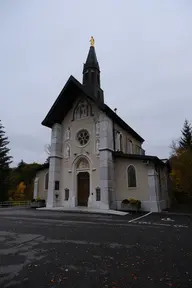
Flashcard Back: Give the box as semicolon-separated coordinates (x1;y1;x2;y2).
0;0;192;166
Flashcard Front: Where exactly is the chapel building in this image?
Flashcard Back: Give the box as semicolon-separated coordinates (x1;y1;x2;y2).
34;38;170;212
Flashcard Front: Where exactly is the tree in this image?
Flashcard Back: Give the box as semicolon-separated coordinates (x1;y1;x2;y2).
179;119;192;150
8;161;42;201
170;121;192;203
0;120;12;202
13;181;26;201
170;148;192;198
17;160;26;169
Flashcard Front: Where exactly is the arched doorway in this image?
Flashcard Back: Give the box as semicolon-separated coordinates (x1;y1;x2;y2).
76;158;90;207
77;172;90;206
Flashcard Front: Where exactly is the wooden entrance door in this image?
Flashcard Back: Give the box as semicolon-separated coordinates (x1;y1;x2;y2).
77;172;90;206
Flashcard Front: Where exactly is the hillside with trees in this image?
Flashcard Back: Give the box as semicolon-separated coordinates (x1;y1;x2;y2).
0;119;46;202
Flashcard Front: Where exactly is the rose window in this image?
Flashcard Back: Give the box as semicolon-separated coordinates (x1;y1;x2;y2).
77;129;90;146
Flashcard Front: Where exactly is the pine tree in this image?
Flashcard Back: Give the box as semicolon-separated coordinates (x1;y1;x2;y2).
179;119;192;150
0;120;12;202
17;160;26;169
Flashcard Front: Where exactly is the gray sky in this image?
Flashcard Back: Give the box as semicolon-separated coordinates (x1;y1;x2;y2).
0;0;192;166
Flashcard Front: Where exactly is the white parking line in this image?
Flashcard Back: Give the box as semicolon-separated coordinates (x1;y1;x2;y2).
128;211;152;223
135;221;188;228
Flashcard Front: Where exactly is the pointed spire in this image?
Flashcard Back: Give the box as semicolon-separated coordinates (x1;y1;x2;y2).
82;37;104;103
83;37;100;72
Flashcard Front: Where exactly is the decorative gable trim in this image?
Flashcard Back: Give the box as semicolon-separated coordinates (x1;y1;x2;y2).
41;75;144;143
72;98;94;121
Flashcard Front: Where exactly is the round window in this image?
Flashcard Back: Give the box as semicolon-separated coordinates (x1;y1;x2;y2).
77;129;90;146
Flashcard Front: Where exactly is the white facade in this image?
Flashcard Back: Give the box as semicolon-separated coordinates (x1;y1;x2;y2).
33;43;170;212
34;96;170;212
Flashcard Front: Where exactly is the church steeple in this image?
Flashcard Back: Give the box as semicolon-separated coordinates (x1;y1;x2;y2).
82;37;104;103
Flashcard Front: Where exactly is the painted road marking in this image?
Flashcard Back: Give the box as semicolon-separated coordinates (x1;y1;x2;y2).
134;221;188;228
137;221;171;227
174;224;188;228
161;217;175;222
128;211;152;223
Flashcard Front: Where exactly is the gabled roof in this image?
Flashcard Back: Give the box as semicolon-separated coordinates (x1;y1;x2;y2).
42;76;94;128
113;151;165;166
103;105;144;142
42;76;144;142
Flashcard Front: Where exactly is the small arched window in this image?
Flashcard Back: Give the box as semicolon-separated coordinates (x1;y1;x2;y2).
97;74;100;86
115;131;123;151
127;139;133;154
84;72;88;82
120;133;123;151
45;173;49;190
127;165;136;188
115;131;120;151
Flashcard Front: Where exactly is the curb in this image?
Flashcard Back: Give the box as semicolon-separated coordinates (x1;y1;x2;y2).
36;208;128;216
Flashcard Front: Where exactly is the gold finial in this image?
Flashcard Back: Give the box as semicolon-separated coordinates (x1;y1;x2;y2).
90;36;95;47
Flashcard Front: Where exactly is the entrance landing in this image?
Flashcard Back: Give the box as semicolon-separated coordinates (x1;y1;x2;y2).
37;206;128;216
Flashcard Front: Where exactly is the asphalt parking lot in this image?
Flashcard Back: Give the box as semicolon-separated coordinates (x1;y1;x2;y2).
0;208;192;288
128;211;192;228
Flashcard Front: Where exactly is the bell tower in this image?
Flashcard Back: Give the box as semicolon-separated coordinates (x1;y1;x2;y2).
82;37;104;103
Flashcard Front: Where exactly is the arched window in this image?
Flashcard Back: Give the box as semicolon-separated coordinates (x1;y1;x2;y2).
120;133;123;151
45;173;49;190
91;71;95;84
73;99;91;120
84;71;88;83
115;131;120;151
97;74;100;86
115;131;123;151
127;165;137;188
127;139;133;154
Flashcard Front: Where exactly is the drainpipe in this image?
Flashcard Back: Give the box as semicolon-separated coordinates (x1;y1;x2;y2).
112;119;116;152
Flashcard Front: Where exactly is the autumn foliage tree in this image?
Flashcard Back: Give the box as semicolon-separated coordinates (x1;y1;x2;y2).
12;181;26;201
8;161;41;201
170;119;192;202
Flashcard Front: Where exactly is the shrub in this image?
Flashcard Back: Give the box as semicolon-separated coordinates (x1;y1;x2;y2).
122;199;129;204
121;198;141;210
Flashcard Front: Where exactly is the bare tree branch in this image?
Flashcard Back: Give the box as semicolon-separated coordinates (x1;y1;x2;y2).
44;144;51;156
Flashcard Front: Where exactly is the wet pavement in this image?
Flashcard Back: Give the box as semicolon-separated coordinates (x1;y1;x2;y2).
0;208;192;287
